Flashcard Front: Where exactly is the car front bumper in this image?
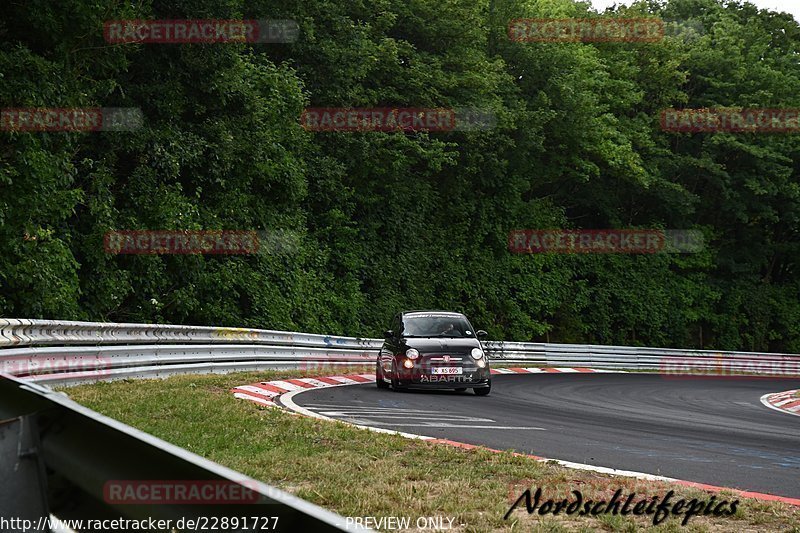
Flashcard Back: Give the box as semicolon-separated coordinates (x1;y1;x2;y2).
394;363;491;388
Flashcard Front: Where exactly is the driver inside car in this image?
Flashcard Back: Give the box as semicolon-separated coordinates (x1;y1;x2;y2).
440;322;462;337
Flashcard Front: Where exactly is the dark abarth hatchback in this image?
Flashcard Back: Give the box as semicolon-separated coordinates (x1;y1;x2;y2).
376;311;492;395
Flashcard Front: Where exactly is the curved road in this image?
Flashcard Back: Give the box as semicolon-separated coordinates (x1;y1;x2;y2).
292;374;800;498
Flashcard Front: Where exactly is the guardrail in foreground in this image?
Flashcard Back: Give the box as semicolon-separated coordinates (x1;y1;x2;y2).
0;373;359;531
1;319;798;385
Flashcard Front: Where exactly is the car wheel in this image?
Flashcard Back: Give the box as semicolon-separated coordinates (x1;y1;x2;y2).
376;361;389;389
455;388;467;392
473;381;491;396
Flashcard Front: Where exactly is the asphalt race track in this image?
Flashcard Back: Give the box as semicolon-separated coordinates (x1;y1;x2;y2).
293;373;800;498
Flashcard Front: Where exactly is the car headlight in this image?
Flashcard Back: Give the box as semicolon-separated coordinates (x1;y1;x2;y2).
470;348;484;360
476;358;486;368
406;348;420;360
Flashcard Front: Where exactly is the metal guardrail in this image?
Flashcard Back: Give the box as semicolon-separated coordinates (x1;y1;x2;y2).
484;341;800;374
1;344;378;386
0;373;362;532
0;319;381;386
0;318;378;349
1;319;798;385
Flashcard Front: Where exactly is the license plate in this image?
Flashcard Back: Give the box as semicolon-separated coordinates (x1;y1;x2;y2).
432;367;462;375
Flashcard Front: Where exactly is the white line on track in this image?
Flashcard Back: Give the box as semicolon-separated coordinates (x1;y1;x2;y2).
357;422;545;430
281;387;435;440
318;413;494;421
307;406;443;412
310;404;438;408
280;382;686;482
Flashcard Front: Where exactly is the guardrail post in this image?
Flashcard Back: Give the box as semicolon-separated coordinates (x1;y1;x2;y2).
0;416;49;523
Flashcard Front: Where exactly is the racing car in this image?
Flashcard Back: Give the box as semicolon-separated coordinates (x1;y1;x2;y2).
376;311;491;395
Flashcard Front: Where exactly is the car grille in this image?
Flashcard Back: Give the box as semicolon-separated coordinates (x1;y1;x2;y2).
425;355;464;363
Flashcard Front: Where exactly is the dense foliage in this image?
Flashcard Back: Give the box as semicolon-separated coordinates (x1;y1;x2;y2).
1;0;799;351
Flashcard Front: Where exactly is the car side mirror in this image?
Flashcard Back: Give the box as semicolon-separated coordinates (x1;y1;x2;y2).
476;330;488;339
384;329;394;339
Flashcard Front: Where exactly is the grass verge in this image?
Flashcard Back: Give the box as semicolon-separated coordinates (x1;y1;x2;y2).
65;368;799;532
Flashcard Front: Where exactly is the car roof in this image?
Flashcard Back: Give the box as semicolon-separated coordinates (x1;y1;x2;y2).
402;310;465;317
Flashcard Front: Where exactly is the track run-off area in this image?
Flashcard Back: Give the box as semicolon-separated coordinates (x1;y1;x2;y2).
285;373;800;500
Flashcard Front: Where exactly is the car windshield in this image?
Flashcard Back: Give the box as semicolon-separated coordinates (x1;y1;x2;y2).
402;314;474;338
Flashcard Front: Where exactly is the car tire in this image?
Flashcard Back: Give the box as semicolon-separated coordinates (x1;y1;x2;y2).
376;361;389;389
473;381;491;396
